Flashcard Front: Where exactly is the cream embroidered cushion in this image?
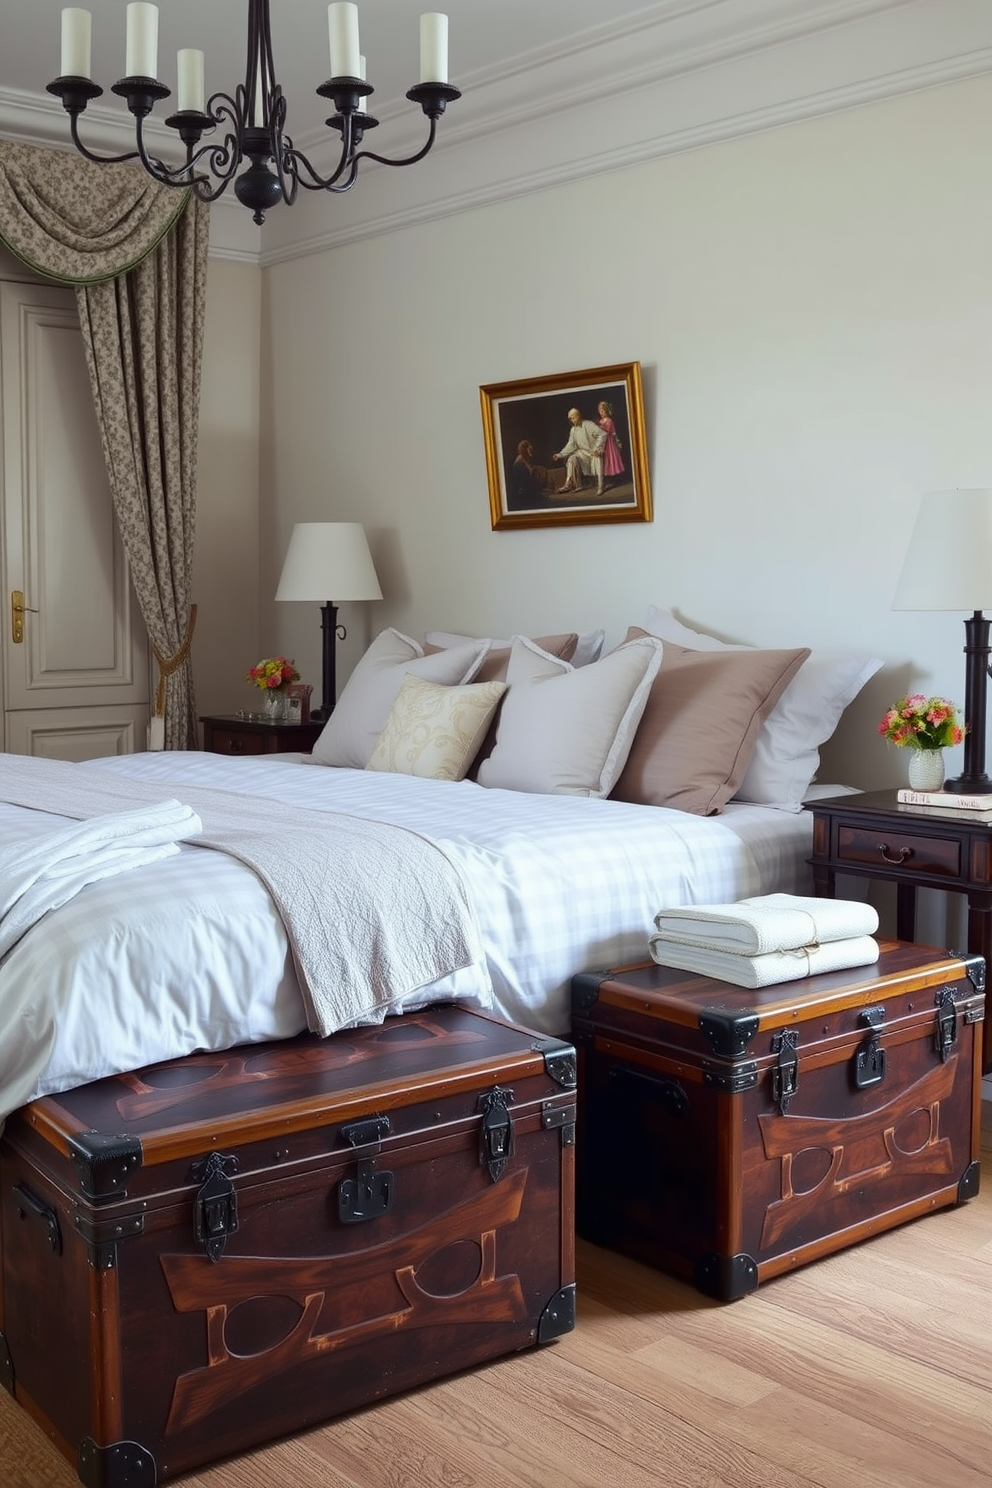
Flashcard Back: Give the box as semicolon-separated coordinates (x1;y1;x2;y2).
476;634;663;797
366;674;508;780
311;629;490;769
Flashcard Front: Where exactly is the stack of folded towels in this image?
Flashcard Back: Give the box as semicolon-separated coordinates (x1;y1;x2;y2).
648;892;880;989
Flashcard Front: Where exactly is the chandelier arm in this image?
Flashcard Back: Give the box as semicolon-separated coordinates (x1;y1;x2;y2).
131;114;196;188
287;153;361;195
268;92;301;208
350;115;441;172
183;91;250;195
281;107;364;194
66;108;142;167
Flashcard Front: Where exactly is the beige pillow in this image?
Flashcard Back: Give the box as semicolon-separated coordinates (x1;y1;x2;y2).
366;673;507;780
611;630;811;815
476;634;663;797
424;631;579;682
311;628;490;768
426;628;604;664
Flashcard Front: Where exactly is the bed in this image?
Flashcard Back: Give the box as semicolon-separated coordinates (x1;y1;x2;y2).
0;615;882;1127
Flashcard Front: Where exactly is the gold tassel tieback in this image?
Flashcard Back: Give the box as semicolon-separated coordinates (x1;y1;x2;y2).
153;603;198;717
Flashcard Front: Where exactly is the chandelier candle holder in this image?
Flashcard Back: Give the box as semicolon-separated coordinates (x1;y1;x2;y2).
49;2;460;224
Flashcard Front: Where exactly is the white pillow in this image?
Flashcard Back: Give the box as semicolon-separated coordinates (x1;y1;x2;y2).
425;627;605;667
366;673;507;780
477;635;662;797
311;628;490;768
643;606;882;811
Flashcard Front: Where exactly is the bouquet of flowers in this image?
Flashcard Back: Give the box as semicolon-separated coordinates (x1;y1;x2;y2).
246;655;300;692
877;694;964;751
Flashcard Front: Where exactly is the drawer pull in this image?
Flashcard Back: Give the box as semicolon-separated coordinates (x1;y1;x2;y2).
227;739;245;754
877;842;912;865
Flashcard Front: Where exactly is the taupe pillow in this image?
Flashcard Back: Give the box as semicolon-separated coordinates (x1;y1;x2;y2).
476;634;662;797
611;631;811;815
366;674;507;780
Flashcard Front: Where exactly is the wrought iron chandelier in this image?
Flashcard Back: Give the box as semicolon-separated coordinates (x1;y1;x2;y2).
48;2;460;224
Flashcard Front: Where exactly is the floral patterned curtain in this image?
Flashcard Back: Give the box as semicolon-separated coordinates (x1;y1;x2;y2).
0;141;208;749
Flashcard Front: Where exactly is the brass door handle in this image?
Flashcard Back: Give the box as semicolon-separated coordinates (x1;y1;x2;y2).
11;590;39;645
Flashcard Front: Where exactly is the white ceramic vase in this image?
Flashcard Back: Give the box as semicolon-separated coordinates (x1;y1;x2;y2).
907;748;944;791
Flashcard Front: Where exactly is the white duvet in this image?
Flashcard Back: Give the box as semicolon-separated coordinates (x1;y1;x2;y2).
0;750;816;1121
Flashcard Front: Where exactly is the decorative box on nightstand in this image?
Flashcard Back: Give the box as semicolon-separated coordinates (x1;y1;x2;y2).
200;714;325;757
808;788;991;1071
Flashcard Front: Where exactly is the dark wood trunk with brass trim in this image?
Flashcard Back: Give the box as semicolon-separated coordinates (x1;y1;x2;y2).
0;1007;576;1485
571;940;983;1301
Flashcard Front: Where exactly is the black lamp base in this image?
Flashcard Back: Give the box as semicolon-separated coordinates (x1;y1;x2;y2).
942;771;992;795
949;610;992;796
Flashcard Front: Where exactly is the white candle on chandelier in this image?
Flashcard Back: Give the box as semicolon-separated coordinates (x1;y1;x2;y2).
125;2;158;79
328;3;360;78
61;9;92;78
177;49;204;112
420;13;448;84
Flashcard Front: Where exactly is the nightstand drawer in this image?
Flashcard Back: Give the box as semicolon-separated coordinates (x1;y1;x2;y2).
836;824;962;878
208;725;265;756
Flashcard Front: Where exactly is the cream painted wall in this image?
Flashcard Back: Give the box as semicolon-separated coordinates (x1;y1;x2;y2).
259;75;992;794
194;257;262;721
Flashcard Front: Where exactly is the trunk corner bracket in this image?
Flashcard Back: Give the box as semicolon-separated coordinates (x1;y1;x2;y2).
538;1283;576;1341
78;1436;156;1488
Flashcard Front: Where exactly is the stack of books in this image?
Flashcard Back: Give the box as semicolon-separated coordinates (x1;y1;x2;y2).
896;787;992;821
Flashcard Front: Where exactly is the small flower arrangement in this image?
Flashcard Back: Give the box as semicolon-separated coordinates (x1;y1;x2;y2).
877;694;964;751
246;655;300;693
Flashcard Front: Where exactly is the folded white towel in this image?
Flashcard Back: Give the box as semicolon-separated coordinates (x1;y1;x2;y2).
647;932;880;988
0;799;202;961
652;892;878;956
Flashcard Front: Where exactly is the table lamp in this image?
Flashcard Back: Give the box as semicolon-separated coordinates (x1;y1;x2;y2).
892;489;992;793
275;522;382;720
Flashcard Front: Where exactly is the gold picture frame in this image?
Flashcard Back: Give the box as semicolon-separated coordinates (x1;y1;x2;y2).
480;361;652;531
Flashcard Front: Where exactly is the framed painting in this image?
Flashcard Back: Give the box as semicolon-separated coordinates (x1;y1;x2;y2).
480;361;652;531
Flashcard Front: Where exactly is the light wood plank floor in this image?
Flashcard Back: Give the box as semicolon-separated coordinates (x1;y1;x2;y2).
3;1103;990;1488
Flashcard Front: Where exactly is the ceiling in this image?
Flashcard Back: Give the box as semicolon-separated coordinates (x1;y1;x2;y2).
1;1;991;261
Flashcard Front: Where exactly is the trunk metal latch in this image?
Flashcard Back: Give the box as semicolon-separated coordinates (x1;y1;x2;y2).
934;986;958;1062
192;1152;240;1262
854;1004;887;1089
338;1115;394;1224
771;1030;800;1114
478;1086;514;1181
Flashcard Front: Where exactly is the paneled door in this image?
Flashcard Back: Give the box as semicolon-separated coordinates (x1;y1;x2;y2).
1;278;149;760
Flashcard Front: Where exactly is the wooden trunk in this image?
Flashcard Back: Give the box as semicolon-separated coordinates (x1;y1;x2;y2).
571;940;984;1301
0;1007;576;1486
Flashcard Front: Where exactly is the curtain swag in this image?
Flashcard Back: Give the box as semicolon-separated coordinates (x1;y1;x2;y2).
0;140;189;284
0;142;207;750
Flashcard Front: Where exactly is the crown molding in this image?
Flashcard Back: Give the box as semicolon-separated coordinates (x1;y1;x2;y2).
1;0;989;265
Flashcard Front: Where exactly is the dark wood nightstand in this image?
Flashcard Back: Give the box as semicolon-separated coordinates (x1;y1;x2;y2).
200;714;325;757
808;789;991;1071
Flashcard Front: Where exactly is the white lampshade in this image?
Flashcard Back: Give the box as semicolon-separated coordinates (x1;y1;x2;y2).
893;489;992;611
275;522;382;603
